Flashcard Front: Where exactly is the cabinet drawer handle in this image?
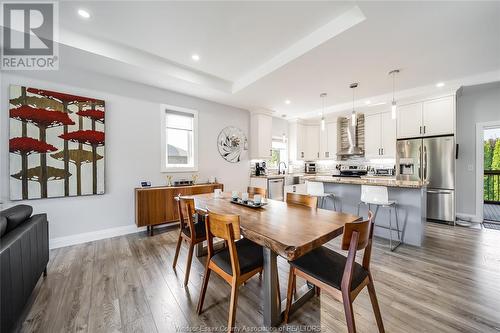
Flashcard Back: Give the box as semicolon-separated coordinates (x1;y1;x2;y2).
419;126;422;134
423;125;426;134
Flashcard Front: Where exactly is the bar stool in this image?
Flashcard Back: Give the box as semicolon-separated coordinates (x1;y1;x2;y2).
357;185;401;251
306;181;336;211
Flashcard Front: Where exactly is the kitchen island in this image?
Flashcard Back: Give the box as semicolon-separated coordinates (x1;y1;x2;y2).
308;176;427;247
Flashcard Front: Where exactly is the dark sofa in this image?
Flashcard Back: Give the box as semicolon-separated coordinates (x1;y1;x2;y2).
0;205;49;333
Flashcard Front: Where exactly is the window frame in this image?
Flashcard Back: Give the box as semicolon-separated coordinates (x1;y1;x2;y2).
160;104;199;173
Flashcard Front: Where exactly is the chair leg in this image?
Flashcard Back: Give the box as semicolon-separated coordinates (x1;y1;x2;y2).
367;274;385;333
184;243;194;286
356;202;363;216
388;207;393;251
276;272;281;304
172;233;182;269
284;267;295;324
197;266;211;314
228;281;239;331
394;204;401;241
43;267;47;277
342;290;356;333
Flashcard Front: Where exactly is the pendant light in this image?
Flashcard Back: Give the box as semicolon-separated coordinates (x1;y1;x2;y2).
350;83;358;126
320;93;327;131
389;69;400;119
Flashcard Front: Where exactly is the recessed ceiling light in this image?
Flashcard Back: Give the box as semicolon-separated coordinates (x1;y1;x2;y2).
191;54;200;61
365;100;371;105
78;9;90;18
284;100;291;105
436;82;445;88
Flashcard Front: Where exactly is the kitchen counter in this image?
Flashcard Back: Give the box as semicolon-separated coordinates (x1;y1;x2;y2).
308;176;427;189
250;174;286;179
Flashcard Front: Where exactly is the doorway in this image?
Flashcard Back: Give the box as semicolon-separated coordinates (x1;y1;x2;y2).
481;126;500;225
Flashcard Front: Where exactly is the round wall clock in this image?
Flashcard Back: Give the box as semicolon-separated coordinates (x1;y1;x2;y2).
217;126;248;163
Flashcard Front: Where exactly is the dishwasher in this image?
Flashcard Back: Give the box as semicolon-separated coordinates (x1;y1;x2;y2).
267;178;284;201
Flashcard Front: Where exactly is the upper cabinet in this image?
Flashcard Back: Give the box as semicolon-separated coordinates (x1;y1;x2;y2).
304;124;320;160
250;111;273;159
289;121;322;160
365;111;396;158
397;95;455;139
320;121;337;159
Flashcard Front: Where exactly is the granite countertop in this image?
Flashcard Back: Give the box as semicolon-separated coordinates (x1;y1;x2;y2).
308;176;427;189
250;174;286;179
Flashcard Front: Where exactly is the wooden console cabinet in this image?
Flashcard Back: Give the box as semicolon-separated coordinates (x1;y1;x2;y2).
135;183;224;235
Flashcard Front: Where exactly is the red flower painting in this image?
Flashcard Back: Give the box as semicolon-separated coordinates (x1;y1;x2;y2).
8;85;105;200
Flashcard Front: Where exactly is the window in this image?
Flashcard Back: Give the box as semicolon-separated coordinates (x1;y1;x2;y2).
267;137;288;168
161;105;198;172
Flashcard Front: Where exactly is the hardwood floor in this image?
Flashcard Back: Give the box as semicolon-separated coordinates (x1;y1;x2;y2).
18;222;500;333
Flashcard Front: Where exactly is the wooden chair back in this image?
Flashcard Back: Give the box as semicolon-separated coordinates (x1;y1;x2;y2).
341;211;373;251
340;211;374;291
175;196;196;237
247;186;266;197
286;192;318;208
206;210;242;276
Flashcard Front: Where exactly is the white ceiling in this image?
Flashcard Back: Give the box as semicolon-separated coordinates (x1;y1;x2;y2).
21;2;500;117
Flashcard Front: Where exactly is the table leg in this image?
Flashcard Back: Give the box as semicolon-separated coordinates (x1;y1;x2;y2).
263;248;317;328
263;248;280;327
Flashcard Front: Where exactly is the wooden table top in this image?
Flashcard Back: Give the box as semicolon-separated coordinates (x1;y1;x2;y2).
192;193;361;260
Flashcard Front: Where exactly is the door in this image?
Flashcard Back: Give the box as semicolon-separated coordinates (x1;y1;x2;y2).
381;111;396;157
365;113;381;158
422;136;455;189
396;138;422;181
397;102;423;139
422;96;454;136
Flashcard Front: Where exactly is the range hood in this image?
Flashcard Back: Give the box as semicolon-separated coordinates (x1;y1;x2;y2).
337;114;365;157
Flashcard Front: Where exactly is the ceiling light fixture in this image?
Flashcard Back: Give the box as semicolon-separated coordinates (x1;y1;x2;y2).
350;83;358;126
284;99;291;105
191;54;200;62
389;69;400;120
78;9;90;18
436;82;445;88
320;93;327;131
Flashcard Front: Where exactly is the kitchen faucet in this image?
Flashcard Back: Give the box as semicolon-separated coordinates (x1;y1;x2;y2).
278;161;287;175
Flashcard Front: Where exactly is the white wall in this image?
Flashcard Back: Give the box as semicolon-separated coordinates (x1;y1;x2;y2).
456;81;500;216
0;69;249;244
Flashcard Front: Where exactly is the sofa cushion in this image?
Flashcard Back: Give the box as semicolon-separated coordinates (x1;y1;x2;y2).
0;215;6;237
1;205;33;235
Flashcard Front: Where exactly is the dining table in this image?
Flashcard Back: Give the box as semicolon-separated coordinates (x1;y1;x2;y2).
192;192;361;327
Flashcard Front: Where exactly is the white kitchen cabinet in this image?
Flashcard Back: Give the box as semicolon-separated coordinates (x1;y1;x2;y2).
381;111;396;157
250;111;273;159
364;114;381;158
365;111;396;158
397;102;423;139
397;95;455;139
249;177;267;190
289;121;306;160
304;125;320;160
422;96;455;136
320;122;337;159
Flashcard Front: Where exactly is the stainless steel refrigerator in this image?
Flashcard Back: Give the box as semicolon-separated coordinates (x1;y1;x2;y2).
396;135;455;224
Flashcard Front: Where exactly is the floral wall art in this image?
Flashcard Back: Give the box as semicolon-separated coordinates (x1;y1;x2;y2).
9;85;105;200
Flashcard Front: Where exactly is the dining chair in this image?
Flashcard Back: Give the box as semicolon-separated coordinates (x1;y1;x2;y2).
284;211;385;333
247;186;266;197
172;196;206;286
286;192;318;208
197;210;264;330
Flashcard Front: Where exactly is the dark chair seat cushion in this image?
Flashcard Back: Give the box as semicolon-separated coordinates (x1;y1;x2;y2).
0;205;33;236
290;246;368;291
212;238;263;275
182;222;206;239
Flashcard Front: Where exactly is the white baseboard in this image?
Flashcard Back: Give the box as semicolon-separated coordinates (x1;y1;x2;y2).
49;224;147;249
456;212;482;223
